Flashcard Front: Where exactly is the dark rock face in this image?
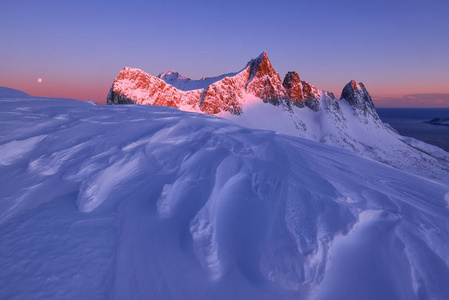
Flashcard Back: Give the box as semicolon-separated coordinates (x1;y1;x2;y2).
340;80;375;110
301;81;321;112
107;88;135;105
283;71;304;107
340;80;379;120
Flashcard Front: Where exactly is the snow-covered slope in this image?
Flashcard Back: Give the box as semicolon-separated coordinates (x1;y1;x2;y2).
1;94;449;299
0;86;30;98
222;83;449;182
157;70;239;91
107;53;449;182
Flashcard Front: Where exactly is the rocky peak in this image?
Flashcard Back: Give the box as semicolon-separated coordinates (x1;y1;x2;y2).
283;71;303;105
282;71;322;111
246;52;272;80
340;80;374;109
245;52;286;105
340;80;379;120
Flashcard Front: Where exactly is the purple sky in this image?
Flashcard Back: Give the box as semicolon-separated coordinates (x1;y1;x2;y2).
1;0;448;107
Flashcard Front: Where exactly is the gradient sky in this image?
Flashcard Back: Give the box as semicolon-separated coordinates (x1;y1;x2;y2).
1;0;448;107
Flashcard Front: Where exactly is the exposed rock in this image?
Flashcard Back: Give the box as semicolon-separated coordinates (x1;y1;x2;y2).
283;71;304;107
107;88;135;105
107;67;201;109
301;80;321;112
108;53;379;120
282;71;322;111
340;80;380;120
199;68;249;115
108;52;290;113
245;52;286;105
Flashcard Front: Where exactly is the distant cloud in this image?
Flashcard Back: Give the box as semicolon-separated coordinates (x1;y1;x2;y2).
374;94;449;108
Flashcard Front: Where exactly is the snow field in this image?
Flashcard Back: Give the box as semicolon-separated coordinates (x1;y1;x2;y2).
1;94;449;299
221;93;449;183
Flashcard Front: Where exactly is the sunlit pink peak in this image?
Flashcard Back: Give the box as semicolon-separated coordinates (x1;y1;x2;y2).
157;70;189;81
348;79;365;91
256;51;268;60
246;51;270;67
108;52;378;118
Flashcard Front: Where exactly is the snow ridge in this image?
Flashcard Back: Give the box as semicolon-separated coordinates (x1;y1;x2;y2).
0;86;31;98
156;70;239;91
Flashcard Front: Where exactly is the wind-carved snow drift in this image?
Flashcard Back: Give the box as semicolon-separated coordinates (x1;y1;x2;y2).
2;94;449;299
108;52;449;181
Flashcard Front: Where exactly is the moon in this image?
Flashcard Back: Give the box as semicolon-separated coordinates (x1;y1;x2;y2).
37;78;43;83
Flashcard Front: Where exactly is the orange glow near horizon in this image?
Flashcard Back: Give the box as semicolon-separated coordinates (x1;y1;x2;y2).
2;75;449;108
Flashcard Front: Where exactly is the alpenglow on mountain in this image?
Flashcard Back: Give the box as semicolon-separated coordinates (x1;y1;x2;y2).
108;52;449;182
107;52;324;114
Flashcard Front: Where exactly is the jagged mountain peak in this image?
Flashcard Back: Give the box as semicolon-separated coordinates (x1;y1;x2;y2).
244;51;286;105
246;51;275;78
285;70;300;79
282;71;322;111
340;80;377;118
246;51;269;66
347;79;367;91
343;80;367;93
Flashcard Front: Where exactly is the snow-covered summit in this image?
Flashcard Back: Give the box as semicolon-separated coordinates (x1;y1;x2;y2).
157;70;189;81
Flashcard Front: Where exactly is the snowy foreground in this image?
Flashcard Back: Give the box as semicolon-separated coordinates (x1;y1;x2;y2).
1;93;449;300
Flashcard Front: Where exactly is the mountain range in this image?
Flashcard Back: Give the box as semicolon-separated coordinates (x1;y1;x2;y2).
107;52;449;182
